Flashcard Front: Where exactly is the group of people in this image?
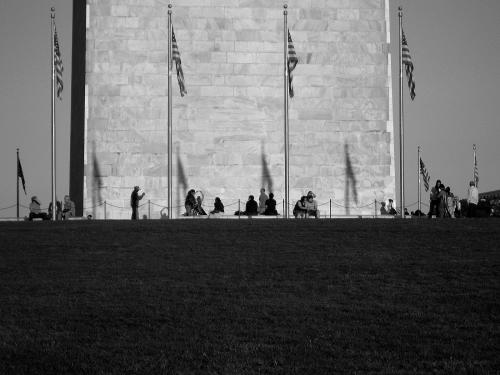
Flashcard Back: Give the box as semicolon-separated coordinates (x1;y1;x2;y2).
377;179;480;219
178;188;320;218
427;179;479;218
379;199;398;216
28;195;76;221
427;179;461;218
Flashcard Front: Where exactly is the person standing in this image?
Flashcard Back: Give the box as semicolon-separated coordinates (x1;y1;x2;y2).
467;180;479;218
258;188;268;214
130;186;145;220
428;179;442;218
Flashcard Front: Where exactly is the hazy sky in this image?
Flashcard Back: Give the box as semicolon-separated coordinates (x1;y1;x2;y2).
0;0;499;218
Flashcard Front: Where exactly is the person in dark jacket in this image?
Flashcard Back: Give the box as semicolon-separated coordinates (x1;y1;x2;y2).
244;195;258;215
209;197;224;216
264;193;278;216
130;186;145;220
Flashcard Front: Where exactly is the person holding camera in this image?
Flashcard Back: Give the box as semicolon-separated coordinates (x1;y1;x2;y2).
130;185;145;220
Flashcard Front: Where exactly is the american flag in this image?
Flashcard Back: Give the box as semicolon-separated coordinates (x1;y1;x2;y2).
402;30;415;100
17;154;26;195
419;158;430;192
287;30;298;98
54;25;64;100
172;27;187;97
473;145;479;187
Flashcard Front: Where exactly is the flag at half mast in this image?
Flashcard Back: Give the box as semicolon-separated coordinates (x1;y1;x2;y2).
54;24;64;100
17;154;26;195
419;158;430;192
402;30;415;100
287;30;298;98
172;27;187;97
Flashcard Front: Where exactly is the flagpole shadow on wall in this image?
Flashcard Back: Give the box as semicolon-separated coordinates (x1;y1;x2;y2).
261;140;274;194
91;142;103;219
344;143;358;216
176;144;188;218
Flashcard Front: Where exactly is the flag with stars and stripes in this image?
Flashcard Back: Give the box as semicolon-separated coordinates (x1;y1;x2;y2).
402;30;415;100
54;25;64;100
172;27;187;97
419;158;430;192
287;30;298;98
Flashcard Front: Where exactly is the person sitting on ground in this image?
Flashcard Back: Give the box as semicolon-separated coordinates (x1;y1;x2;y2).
29;196;49;221
209;197;224;216
62;195;76;219
244;195;258;216
293;196;307;218
264;193;278;215
387;199;397;215
380;201;388;215
304;191;319;218
258;188;268;214
184;189;197;216
195;192;207;215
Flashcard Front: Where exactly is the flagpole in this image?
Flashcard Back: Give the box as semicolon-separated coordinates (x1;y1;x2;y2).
167;4;173;219
17;148;20;220
283;4;289;219
398;7;405;218
417;146;421;213
51;8;56;221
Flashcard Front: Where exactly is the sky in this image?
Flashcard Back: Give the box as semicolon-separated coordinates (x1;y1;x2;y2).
0;0;499;218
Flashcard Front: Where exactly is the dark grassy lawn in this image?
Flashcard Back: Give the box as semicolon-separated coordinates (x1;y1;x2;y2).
0;219;499;374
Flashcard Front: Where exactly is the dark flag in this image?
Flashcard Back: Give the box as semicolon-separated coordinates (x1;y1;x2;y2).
17;154;26;195
54;25;64;100
473;146;479;187
419;158;430;192
172;27;187;97
402;30;415;100
287;30;298;98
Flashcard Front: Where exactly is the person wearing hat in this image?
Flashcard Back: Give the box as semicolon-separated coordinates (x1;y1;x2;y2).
130;186;145;220
29;196;49;221
304;191;319;218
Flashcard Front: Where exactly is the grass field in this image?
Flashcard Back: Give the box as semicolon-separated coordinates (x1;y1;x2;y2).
0;219;499;374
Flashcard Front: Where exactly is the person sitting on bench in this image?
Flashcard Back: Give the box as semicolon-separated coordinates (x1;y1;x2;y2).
29;196;49;221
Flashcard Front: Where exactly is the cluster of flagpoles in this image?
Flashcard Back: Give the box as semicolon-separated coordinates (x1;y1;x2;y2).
15;6;482;220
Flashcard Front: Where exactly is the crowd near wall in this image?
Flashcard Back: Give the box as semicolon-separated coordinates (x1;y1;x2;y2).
85;0;395;219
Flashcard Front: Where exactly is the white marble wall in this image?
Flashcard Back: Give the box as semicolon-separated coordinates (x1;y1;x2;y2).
85;0;395;218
